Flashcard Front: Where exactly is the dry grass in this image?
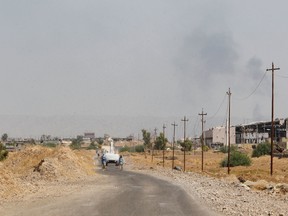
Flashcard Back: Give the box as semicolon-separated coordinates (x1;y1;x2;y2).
129;145;288;184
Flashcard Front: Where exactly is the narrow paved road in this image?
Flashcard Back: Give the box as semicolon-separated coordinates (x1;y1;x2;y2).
98;165;217;216
1;165;219;216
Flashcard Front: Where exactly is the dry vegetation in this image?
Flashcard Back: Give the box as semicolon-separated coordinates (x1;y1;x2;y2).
129;144;288;184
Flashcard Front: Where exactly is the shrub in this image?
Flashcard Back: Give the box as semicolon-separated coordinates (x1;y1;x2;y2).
135;145;145;152
220;151;251;167
70;139;81;150
119;145;130;152
119;145;145;153
44;142;57;148
202;145;209;152
179;140;193;151
87;141;99;150
252;143;271;157
219;145;238;153
0;143;8;161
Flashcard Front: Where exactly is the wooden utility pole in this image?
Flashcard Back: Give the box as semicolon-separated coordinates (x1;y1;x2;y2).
198;109;207;172
162;124;166;167
181;116;189;172
152;128;157;162
171;122;178;170
226;88;232;174
266;62;280;176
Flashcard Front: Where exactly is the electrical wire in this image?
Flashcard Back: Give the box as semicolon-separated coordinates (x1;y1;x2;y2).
207;93;227;121
275;74;288;78
221;99;229;127
234;70;268;100
193;115;200;137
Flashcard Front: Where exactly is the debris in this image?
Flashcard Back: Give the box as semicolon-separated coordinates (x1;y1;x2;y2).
33;159;45;172
173;166;182;171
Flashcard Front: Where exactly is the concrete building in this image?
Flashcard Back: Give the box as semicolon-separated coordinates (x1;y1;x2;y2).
84;132;95;139
203;118;287;147
204;126;235;147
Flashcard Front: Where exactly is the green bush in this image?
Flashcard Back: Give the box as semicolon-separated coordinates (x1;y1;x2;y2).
119;145;130;152
220;151;251;167
135;145;145;152
87;141;100;150
202;145;209;152
119;145;145;153
179;139;193;151
70;139;81;150
0;143;8;161
44;142;57;148
219;145;238;153
252;143;271;157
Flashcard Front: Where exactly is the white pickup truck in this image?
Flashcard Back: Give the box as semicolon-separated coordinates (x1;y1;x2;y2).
104;153;120;166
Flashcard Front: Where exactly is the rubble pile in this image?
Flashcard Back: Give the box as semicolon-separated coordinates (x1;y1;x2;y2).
0;145;96;201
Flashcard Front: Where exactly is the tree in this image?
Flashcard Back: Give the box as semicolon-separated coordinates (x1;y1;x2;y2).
87;141;98;150
154;132;168;150
180;139;193;151
96;138;104;145
1;133;8;142
142;129;151;148
70;137;82;150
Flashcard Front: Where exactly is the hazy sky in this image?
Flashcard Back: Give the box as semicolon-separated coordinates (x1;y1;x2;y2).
0;1;287;139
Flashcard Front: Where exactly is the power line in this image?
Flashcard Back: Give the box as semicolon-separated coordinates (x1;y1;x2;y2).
193;115;200;137
221;97;229;127
275;74;288;78
234;71;268;100
207;93;227;121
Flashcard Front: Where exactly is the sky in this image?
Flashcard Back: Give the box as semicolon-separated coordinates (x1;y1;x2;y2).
0;0;287;140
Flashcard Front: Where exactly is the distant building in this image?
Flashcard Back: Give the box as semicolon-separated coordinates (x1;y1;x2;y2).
204;118;287;147
204;126;235;147
84;132;95;139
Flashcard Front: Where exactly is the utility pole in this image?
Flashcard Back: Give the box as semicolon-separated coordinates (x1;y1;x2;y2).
226;88;232;174
152;128;157;162
162;124;166;167
181;116;189;172
171;122;178;170
199;108;207;172
266;62;280;176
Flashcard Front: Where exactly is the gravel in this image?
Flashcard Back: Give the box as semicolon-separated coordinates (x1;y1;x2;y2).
128;162;288;216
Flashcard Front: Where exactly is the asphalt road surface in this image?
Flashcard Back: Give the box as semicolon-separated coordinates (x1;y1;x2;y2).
1;165;219;216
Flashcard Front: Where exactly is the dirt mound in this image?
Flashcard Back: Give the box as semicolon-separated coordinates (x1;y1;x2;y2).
0;145;96;201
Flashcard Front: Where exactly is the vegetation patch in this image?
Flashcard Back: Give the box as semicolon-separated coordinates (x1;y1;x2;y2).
219;145;238;153
0;143;8;161
220;151;251;167
119;145;145;153
252;143;271;157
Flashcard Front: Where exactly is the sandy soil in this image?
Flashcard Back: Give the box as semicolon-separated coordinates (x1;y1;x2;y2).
1;144;288;215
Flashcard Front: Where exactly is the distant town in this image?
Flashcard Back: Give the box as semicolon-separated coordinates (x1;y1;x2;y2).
2;117;288;152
